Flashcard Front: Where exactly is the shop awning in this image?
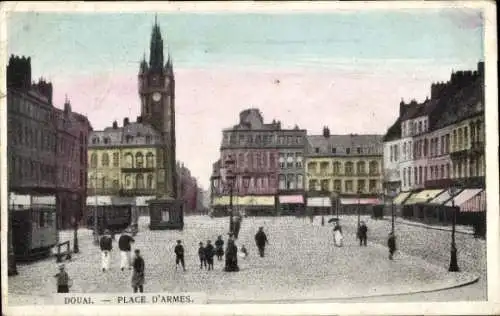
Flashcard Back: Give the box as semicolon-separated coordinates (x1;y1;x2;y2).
393;192;411;205
279;195;304;204
135;196;156;206
246;196;275;206
31;195;56;206
111;196;136;206
86;196;113;206
340;198;382;205
404;190;444;205
9;194;31;207
307;197;332;207
445;189;483;208
428;190;456;205
460;190;486;213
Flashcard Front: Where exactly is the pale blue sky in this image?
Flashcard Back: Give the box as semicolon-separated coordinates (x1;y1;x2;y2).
6;9;484;188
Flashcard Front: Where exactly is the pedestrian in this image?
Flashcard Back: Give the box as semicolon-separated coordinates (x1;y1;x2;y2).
388;232;396;260
215;235;225;261
358;221;368;246
198;242;207;270
240;245;248;259
54;264;71;293
131;249;145;293
233;212;242;239
174;240;186;271
118;231;135;271
254;227;269;258
204;240;215;271
100;230;113;272
224;235;239;272
333;222;344;247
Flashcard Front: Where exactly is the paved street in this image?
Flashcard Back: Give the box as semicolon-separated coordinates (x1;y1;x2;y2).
8;215;483;305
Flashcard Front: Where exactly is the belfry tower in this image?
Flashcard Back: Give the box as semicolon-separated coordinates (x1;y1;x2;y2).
139;16;183;230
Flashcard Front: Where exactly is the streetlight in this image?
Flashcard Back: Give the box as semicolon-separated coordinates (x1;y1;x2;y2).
357;189;362;228
334;189;341;219
92;174;100;246
72;193;79;253
448;185;460;272
8;193;18;276
387;189;398;234
223;156;236;235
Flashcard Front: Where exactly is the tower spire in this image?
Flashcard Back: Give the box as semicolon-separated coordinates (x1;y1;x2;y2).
149;15;164;70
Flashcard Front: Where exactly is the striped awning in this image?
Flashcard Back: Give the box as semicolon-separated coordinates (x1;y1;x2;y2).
279;195;304;204
340;198;382;205
307;197;332;207
404;190;444;205
445;189;483;208
428;190;456;205
460;190;486;213
393;192;411;205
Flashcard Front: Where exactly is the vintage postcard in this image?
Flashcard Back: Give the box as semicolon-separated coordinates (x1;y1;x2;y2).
1;1;498;315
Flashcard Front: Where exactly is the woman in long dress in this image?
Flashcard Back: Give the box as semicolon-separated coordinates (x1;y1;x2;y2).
333;223;344;247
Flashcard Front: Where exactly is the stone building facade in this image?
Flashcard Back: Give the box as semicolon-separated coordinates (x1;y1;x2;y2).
7;55;92;229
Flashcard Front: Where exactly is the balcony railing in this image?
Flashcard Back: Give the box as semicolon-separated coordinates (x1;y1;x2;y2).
119;188;157;196
121;167;155;173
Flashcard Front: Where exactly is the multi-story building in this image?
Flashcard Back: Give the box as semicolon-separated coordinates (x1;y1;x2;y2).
7;55;92;229
382;117;402;194
211;109;306;216
305;127;384;215
177;162;200;214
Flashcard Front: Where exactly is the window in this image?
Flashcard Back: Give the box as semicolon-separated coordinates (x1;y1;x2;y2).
126;135;133;143
320;179;329;191
408;168;412;186
279;154;285;169
419;166;422;184
286;154;294;168
357;179;366;192
92;137;99;144
136;174;144;189
357;161;366;175
403;142;407;159
345;162;353;176
333;179;341;192
307;162;316;174
445;134;450;153
161;210;170;222
125;175;132;188
101;153;109;167
452;130;457;151
418;121;422;134
112;179;119;189
113;152;119;167
424;166;428;181
441;165;445;179
333;162;341;175
403;168;407;187
289;175;296;190
464;126;468;147
346;148;351;155
320;162;329;174
394;145;399;161
279;174;286;190
369;161;378;175
146;152;154;168
295;154;303;168
390;146;394;162
136;152;144;168
414;167;417;184
331;147;337;154
308;179;317;191
369;180;377;192
269;153;276;168
145;135;152;144
315;147;320;153
297;175;303;189
90;153;98;168
357;147;362;154
345;180;353;193
446;164;450;178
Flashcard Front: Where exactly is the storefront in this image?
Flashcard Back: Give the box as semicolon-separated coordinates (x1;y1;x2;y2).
306;197;332;215
401;190;444;220
339;197;382;216
244;196;276;216
278;195;305;216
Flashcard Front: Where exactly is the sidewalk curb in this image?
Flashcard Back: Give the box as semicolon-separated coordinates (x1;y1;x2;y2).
207;274;480;304
382;218;475;236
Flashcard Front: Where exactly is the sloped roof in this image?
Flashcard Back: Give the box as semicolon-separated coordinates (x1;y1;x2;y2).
382;118;401;142
90;122;161;147
306;134;383;156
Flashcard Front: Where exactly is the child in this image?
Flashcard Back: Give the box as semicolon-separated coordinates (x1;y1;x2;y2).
54;264;71;293
174;240;186;271
198;242;207;270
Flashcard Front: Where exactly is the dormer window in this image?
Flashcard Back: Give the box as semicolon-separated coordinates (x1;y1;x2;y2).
126;135;133;143
357;147;362;154
331;147;336;154
346;148;351;155
315;147;320;153
92;137;99;144
103;137;110;144
145;135;152;144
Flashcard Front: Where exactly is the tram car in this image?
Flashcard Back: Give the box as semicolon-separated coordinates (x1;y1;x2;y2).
10;195;58;261
86;196;134;234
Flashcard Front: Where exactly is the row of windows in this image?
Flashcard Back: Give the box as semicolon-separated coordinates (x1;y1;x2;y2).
9;94;53;122
308;179;379;193
278;174;304;190
279;153;303;169
313;145;380;155
402;117;428;138
307;161;380;176
90;152;155;168
91;134;158;145
89;173;155;190
389;144;400;162
225;133;303;147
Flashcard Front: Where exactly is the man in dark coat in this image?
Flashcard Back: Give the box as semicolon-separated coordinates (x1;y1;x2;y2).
118;232;135;271
204;240;215;271
174;240;186;271
215;236;224;261
388;232;396;260
224;235;239;272
358;221;368;246
255;227;269;257
100;230;113;272
132;249;145;293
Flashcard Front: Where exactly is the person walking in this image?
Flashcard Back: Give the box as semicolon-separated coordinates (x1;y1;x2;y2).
388;232;397;260
254;227;269;258
358;221;368;246
198;242;207;270
333;222;344;247
118;232;135;271
224;236;239;272
174;240;186;271
100;230;113;272
54;264;71;293
131;249;145;293
204;240;215;271
215;235;225;261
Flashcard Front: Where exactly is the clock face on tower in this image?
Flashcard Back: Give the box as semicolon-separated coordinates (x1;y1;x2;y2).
152;92;162;102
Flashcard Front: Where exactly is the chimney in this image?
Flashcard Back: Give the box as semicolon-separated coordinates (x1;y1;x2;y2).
477;61;484;77
112;120;118;129
323;126;330;138
137;116;142;123
399;99;406;117
123;117;130;126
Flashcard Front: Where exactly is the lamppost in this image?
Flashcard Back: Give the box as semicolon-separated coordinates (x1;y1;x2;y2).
334;189;341;219
357;189;362;228
72;193;79;253
223;156;236;235
92;174;99;246
387;189;398;234
8;193;18;276
448;185;460;272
